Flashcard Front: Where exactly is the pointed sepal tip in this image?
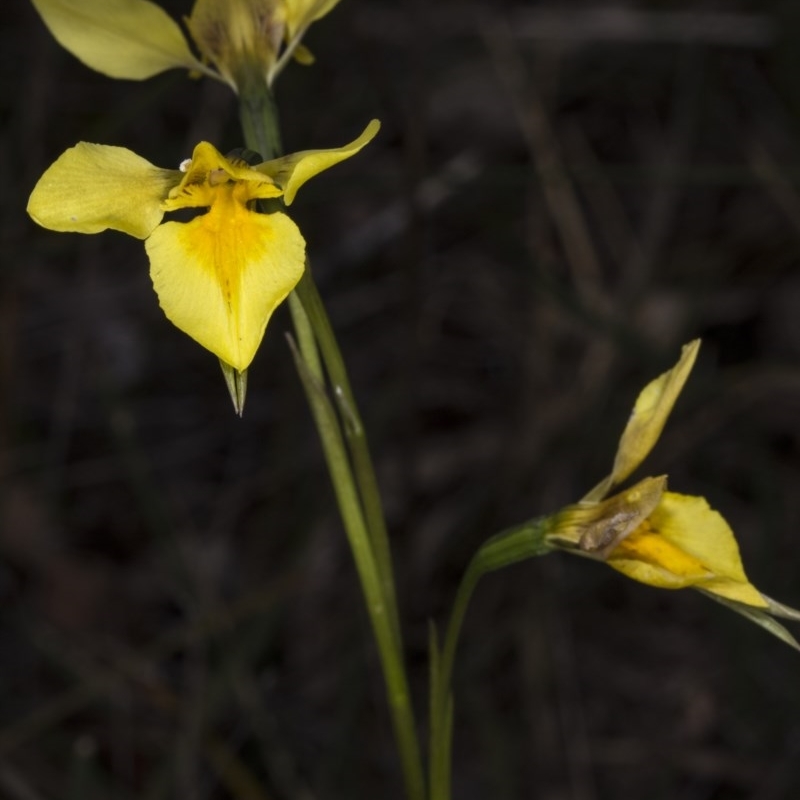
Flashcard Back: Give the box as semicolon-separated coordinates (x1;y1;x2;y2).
220;360;247;416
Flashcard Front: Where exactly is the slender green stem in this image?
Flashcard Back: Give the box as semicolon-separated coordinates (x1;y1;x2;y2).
239;85;424;800
439;518;552;698
286;292;322;380
429;554;482;800
294;270;402;644
238;77;283;160
287;336;424;799
430;519;553;800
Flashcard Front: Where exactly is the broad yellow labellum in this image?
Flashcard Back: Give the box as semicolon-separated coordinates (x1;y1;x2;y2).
147;191;303;371
28;122;381;375
608;492;767;608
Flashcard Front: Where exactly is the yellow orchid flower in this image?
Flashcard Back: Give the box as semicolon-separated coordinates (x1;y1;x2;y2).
545;340;800;649
30;0;342;90
27;120;380;380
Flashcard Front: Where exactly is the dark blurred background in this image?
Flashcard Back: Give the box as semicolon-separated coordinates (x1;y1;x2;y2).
4;0;800;798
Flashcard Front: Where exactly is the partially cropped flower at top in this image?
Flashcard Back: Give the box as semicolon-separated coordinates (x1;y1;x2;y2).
544;340;800;649
30;0;341;91
27;120;380;383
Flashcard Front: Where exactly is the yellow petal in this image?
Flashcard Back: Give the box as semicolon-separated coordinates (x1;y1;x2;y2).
611;340;700;484
258;119;380;205
292;43;315;65
584;339;700;501
649;493;748;581
609;492;768;607
608;526;712;589
27;143;179;239
146;186;305;370
31;0;205;80
284;0;342;40
187;0;286;91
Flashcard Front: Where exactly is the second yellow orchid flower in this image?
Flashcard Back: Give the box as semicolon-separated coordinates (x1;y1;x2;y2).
27;120;380;378
30;0;341;91
544;341;800;649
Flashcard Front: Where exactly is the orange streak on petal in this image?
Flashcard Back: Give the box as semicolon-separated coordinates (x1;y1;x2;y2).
147;188;305;370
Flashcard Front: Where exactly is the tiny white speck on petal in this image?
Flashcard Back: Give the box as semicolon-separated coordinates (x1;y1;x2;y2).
179;158;192;172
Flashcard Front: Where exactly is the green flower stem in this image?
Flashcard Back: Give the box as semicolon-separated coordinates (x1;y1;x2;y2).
429;554;480;800
430;519;553;800
439;518;552;694
293;270;402;645
286;292;322;379
238;77;283;160
239;87;424;800
287;332;424;800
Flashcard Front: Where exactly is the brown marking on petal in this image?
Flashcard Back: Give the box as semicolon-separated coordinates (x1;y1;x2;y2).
224;277;233;312
191;18;226;61
579;508;647;558
578;477;666;558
